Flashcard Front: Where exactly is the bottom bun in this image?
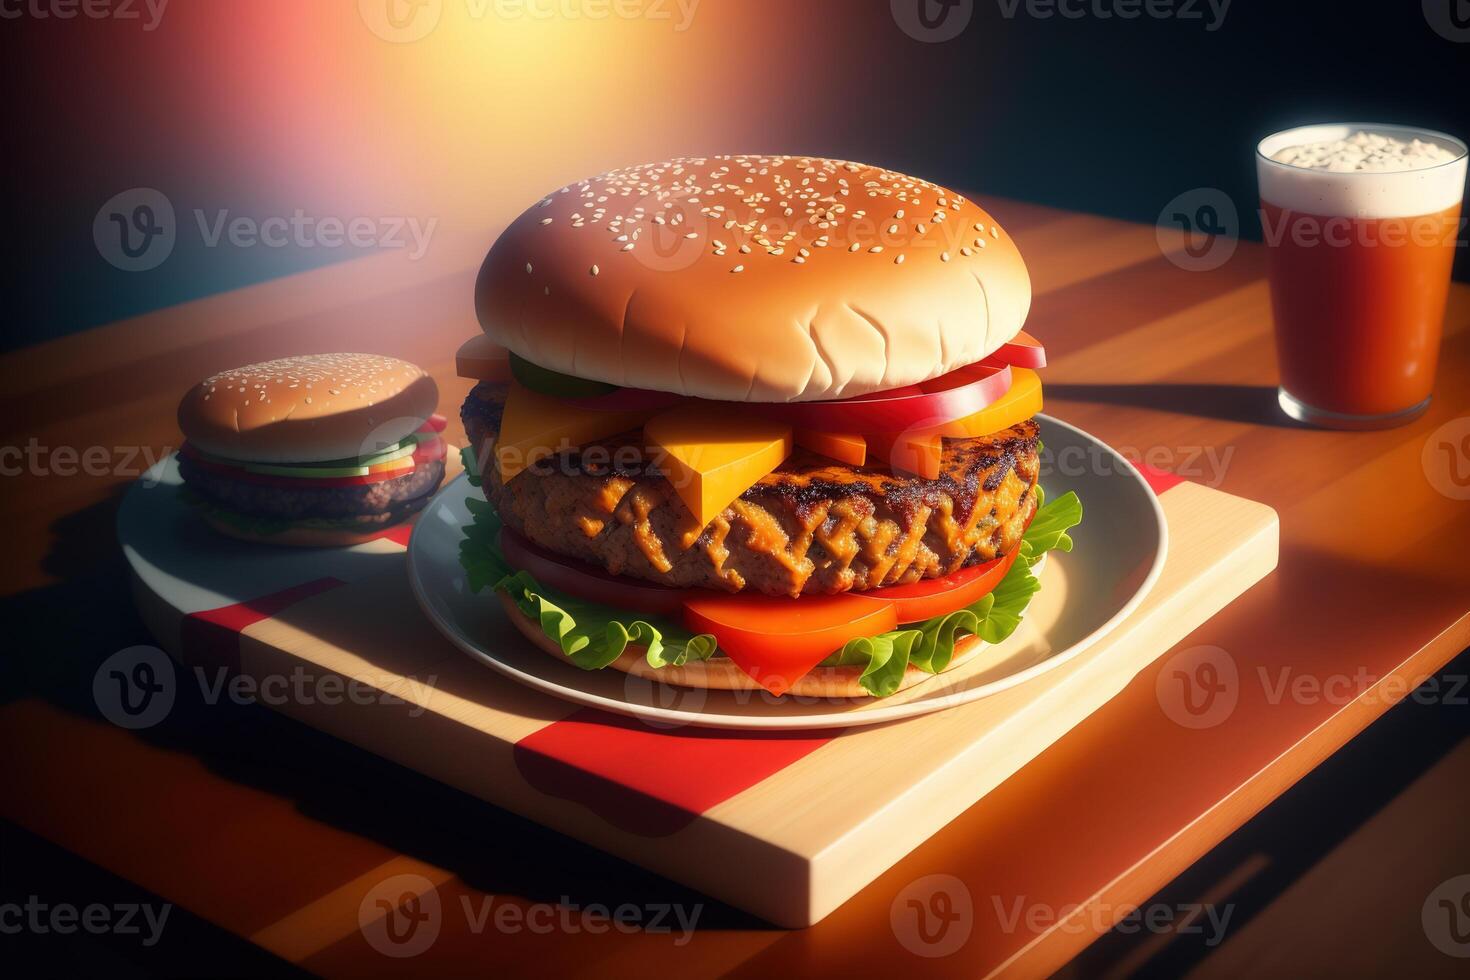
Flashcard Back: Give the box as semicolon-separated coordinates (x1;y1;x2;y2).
499;594;986;699
201;505;424;549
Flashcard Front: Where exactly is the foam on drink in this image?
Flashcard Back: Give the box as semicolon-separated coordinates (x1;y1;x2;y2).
1258;124;1466;219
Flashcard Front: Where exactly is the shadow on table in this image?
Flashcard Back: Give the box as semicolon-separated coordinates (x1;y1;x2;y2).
1047;383;1303;429
8;491;769;933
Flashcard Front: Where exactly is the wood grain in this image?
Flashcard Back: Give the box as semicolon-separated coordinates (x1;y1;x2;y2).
4;197;1469;977
118;468;1275;929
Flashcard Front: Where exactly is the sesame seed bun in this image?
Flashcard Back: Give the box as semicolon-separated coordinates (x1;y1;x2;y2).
475;155;1031;403
499;593;987;700
178;353;439;464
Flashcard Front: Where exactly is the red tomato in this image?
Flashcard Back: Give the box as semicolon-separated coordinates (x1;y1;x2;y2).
757;362;1013;432
861;549;1020;623
981;330;1047;369
413;435;447;465
499;529;686;617
420;414;449;433
680;593;897;696
564;363;1014;431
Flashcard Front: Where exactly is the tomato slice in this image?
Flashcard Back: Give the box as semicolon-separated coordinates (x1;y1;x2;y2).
756;362;1013;432
499;529;686;617
982;330;1047;369
420;414;448;433
495;520;1033;692
681;593;897;695
862;549;1020;623
412;435;447;466
866;368;1043;478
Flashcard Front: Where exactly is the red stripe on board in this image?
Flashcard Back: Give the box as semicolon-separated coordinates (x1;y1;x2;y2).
375;523;414;548
1134;461;1185;495
179;577;346;672
515;708;833;836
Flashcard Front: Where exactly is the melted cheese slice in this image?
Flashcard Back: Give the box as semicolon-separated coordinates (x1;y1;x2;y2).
496;383;653;482
645;405;792;528
868;369;1043;479
794;428;867;466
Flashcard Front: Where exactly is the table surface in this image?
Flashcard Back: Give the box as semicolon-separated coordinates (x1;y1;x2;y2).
3;198;1468;978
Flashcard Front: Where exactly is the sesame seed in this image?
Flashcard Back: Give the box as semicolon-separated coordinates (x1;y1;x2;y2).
869;245;884;254
990;226;999;238
590;265;600;276
941;252;951;262
731;265;745;273
849;242;862;252
525;263;533;274
895;254;905;264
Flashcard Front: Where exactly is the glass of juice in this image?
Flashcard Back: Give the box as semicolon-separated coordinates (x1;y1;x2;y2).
1257;123;1467;429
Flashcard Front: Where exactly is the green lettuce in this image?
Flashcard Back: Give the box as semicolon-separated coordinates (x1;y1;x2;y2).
457;454;1082;696
497;569;719;670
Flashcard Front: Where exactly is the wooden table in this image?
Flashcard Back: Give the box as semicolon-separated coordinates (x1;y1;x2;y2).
4;199;1468;977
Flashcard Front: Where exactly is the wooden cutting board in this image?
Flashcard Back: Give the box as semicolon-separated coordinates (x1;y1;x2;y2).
120;456;1276;928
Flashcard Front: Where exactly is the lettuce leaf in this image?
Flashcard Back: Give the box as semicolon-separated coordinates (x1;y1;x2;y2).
461;445;482;488
1018;484;1081;567
817;489;1080;695
456;470;1082;697
497;569;719;670
458;485;718;670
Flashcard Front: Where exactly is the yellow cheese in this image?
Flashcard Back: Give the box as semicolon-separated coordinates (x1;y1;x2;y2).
644;406;792;527
868;430;944;479
794;428;867;466
496;383;653;482
929;368;1043;438
868;369;1043;479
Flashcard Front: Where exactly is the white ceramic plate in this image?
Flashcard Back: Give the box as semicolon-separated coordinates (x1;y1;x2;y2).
408;414;1168;730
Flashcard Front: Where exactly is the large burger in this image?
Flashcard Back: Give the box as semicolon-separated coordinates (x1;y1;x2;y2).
177;353;448;547
457;155;1081;698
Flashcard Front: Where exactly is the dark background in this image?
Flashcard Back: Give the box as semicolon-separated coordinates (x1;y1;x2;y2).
4;0;1468;351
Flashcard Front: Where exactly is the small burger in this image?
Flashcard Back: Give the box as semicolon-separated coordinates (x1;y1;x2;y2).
457;156;1081;697
177;352;448;547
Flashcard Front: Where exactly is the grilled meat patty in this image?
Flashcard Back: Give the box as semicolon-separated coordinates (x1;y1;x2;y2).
463;383;1039;598
179;455;446;523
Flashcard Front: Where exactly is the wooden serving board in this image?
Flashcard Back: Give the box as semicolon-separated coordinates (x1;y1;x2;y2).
122;459;1276;929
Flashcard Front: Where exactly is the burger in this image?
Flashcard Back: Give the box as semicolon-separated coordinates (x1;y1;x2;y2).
457;155;1081;698
177;352;448;547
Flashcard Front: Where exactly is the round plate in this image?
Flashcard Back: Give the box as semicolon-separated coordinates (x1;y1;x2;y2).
407;414;1168;730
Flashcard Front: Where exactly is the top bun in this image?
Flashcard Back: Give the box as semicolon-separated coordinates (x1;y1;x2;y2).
475;155;1032;403
178;353;439;463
